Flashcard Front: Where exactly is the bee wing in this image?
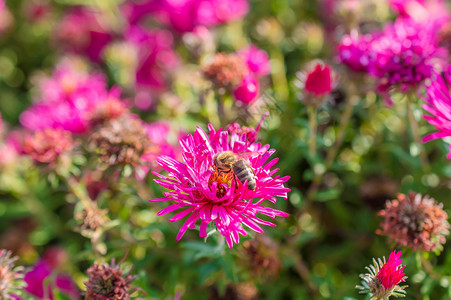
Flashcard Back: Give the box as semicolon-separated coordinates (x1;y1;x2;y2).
235;151;260;160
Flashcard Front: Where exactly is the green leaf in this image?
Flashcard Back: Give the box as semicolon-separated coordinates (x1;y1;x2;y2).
52;290;73;300
182;240;224;261
219;253;238;283
316;188;341;202
421;277;436;295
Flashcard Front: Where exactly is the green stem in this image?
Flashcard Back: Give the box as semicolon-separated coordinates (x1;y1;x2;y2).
282;247;319;297
270;48;289;102
406;95;430;171
65;176;109;259
65;176;95;209
420;255;447;282
304;94;357;208
325;94;357;166
308;105;318;159
217;94;226;125
21;191;64;234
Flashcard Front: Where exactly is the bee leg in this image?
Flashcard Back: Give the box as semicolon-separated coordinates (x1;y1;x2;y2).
232;173;239;189
217;169;231;176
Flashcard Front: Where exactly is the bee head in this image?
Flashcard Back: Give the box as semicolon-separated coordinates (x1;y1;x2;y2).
214;151;235;170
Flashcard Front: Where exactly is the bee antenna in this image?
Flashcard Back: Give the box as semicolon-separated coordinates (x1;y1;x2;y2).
256;112;269;133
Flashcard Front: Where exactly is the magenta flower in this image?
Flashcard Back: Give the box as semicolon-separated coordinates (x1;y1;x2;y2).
195;0;250;27
125;25;179;91
54;6;112;62
0;0;12;35
20;101;90;133
233;73;259;104
337;31;375;73
0;143;18;167
423;69;451;157
138;121;180;178
238;44;271;77
295;62;336;106
372;19;447;93
203;45;269;105
389;0;423;16
356;250;407;299
226;114;267;145
122;0;249;33
150;124;290;248
304;63;333;97
36;59;107;105
24;261;79;300
338;17;447;99
376;251;406;291
20;61;126;133
0;132;20;167
24;263;52;298
226;113;268;147
389;0;450;28
23;0;53;23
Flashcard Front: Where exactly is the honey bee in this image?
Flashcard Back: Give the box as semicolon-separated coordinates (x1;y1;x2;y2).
213;151;257;190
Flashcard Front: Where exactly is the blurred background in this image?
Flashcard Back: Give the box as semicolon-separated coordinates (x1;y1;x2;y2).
0;0;451;299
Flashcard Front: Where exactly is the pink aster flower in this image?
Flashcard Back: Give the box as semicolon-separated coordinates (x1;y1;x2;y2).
0;142;18;167
203;46;270;106
36;60;107;104
195;0;250;27
0;130;21;167
337;31;375;73
122;0;249;33
125;25;179;91
371;18;447;93
233;73;259;105
356;250;407;299
338;17;447;99
422;68;451;157
138;121;180;178
295;62;336;106
20;101;90;133
389;0;424;16
389;0;450;29
304;63;333;97
0;0;13;35
150;124;290;248
238;45;271;77
377;251;406;291
226;113;268;145
54;6;113;62
20;60;126;133
24;261;79;300
23;0;53;23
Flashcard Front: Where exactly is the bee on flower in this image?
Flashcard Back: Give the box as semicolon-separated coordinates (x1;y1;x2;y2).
150;124;290;248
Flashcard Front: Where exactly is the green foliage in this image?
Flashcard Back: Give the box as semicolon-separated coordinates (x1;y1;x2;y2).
0;0;450;299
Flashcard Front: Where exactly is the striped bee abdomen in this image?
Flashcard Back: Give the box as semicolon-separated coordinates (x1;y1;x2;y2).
232;159;256;190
